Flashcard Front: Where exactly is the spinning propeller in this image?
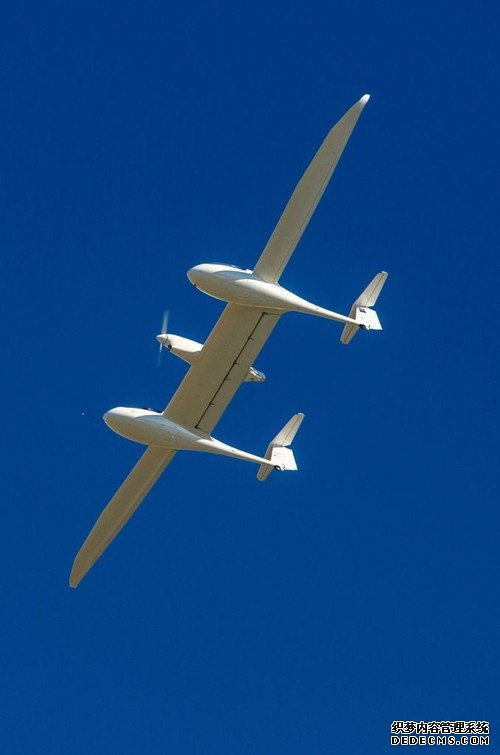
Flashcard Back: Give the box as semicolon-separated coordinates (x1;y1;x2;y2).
156;309;170;365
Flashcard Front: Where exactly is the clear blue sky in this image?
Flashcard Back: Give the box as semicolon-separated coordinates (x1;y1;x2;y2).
2;1;499;752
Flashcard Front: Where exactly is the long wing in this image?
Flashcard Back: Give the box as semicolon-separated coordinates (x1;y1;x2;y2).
252;94;370;284
73;306;279;585
70;447;176;587
163;304;280;434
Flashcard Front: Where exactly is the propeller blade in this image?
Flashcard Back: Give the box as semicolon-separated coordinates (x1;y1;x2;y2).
161;309;169;334
157;309;170;366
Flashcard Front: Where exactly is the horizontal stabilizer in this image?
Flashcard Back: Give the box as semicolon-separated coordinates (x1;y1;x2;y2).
355;306;382;330
271;446;297;471
340;271;388;345
257;413;304;481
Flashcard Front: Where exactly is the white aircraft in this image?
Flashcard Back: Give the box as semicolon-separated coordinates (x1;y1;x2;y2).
70;94;388;587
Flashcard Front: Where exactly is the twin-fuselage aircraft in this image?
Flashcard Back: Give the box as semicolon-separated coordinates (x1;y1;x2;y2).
70;93;388;587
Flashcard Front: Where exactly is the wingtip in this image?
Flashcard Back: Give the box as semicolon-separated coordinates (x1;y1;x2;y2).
69;562;82;588
360;93;370;106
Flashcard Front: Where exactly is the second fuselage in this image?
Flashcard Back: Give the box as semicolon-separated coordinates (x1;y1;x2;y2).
103;407;279;469
186;263;357;326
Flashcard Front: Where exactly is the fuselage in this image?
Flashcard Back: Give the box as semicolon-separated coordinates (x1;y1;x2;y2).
104;407;192;447
103;407;278;468
187;263;358;326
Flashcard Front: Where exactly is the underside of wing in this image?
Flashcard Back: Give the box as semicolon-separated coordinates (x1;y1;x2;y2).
252;94;370;284
163;304;280;434
70;446;176;587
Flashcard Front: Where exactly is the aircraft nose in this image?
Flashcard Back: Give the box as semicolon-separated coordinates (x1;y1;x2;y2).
156;334;169;345
103;408;122;429
186;264;207;286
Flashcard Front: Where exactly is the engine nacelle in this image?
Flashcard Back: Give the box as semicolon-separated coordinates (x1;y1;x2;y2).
158;334;203;363
156;333;265;382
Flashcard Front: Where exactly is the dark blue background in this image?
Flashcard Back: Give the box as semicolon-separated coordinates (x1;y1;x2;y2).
2;1;498;752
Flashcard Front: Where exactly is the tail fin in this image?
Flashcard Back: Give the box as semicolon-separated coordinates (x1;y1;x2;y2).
257;413;304;482
340;271;388;344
